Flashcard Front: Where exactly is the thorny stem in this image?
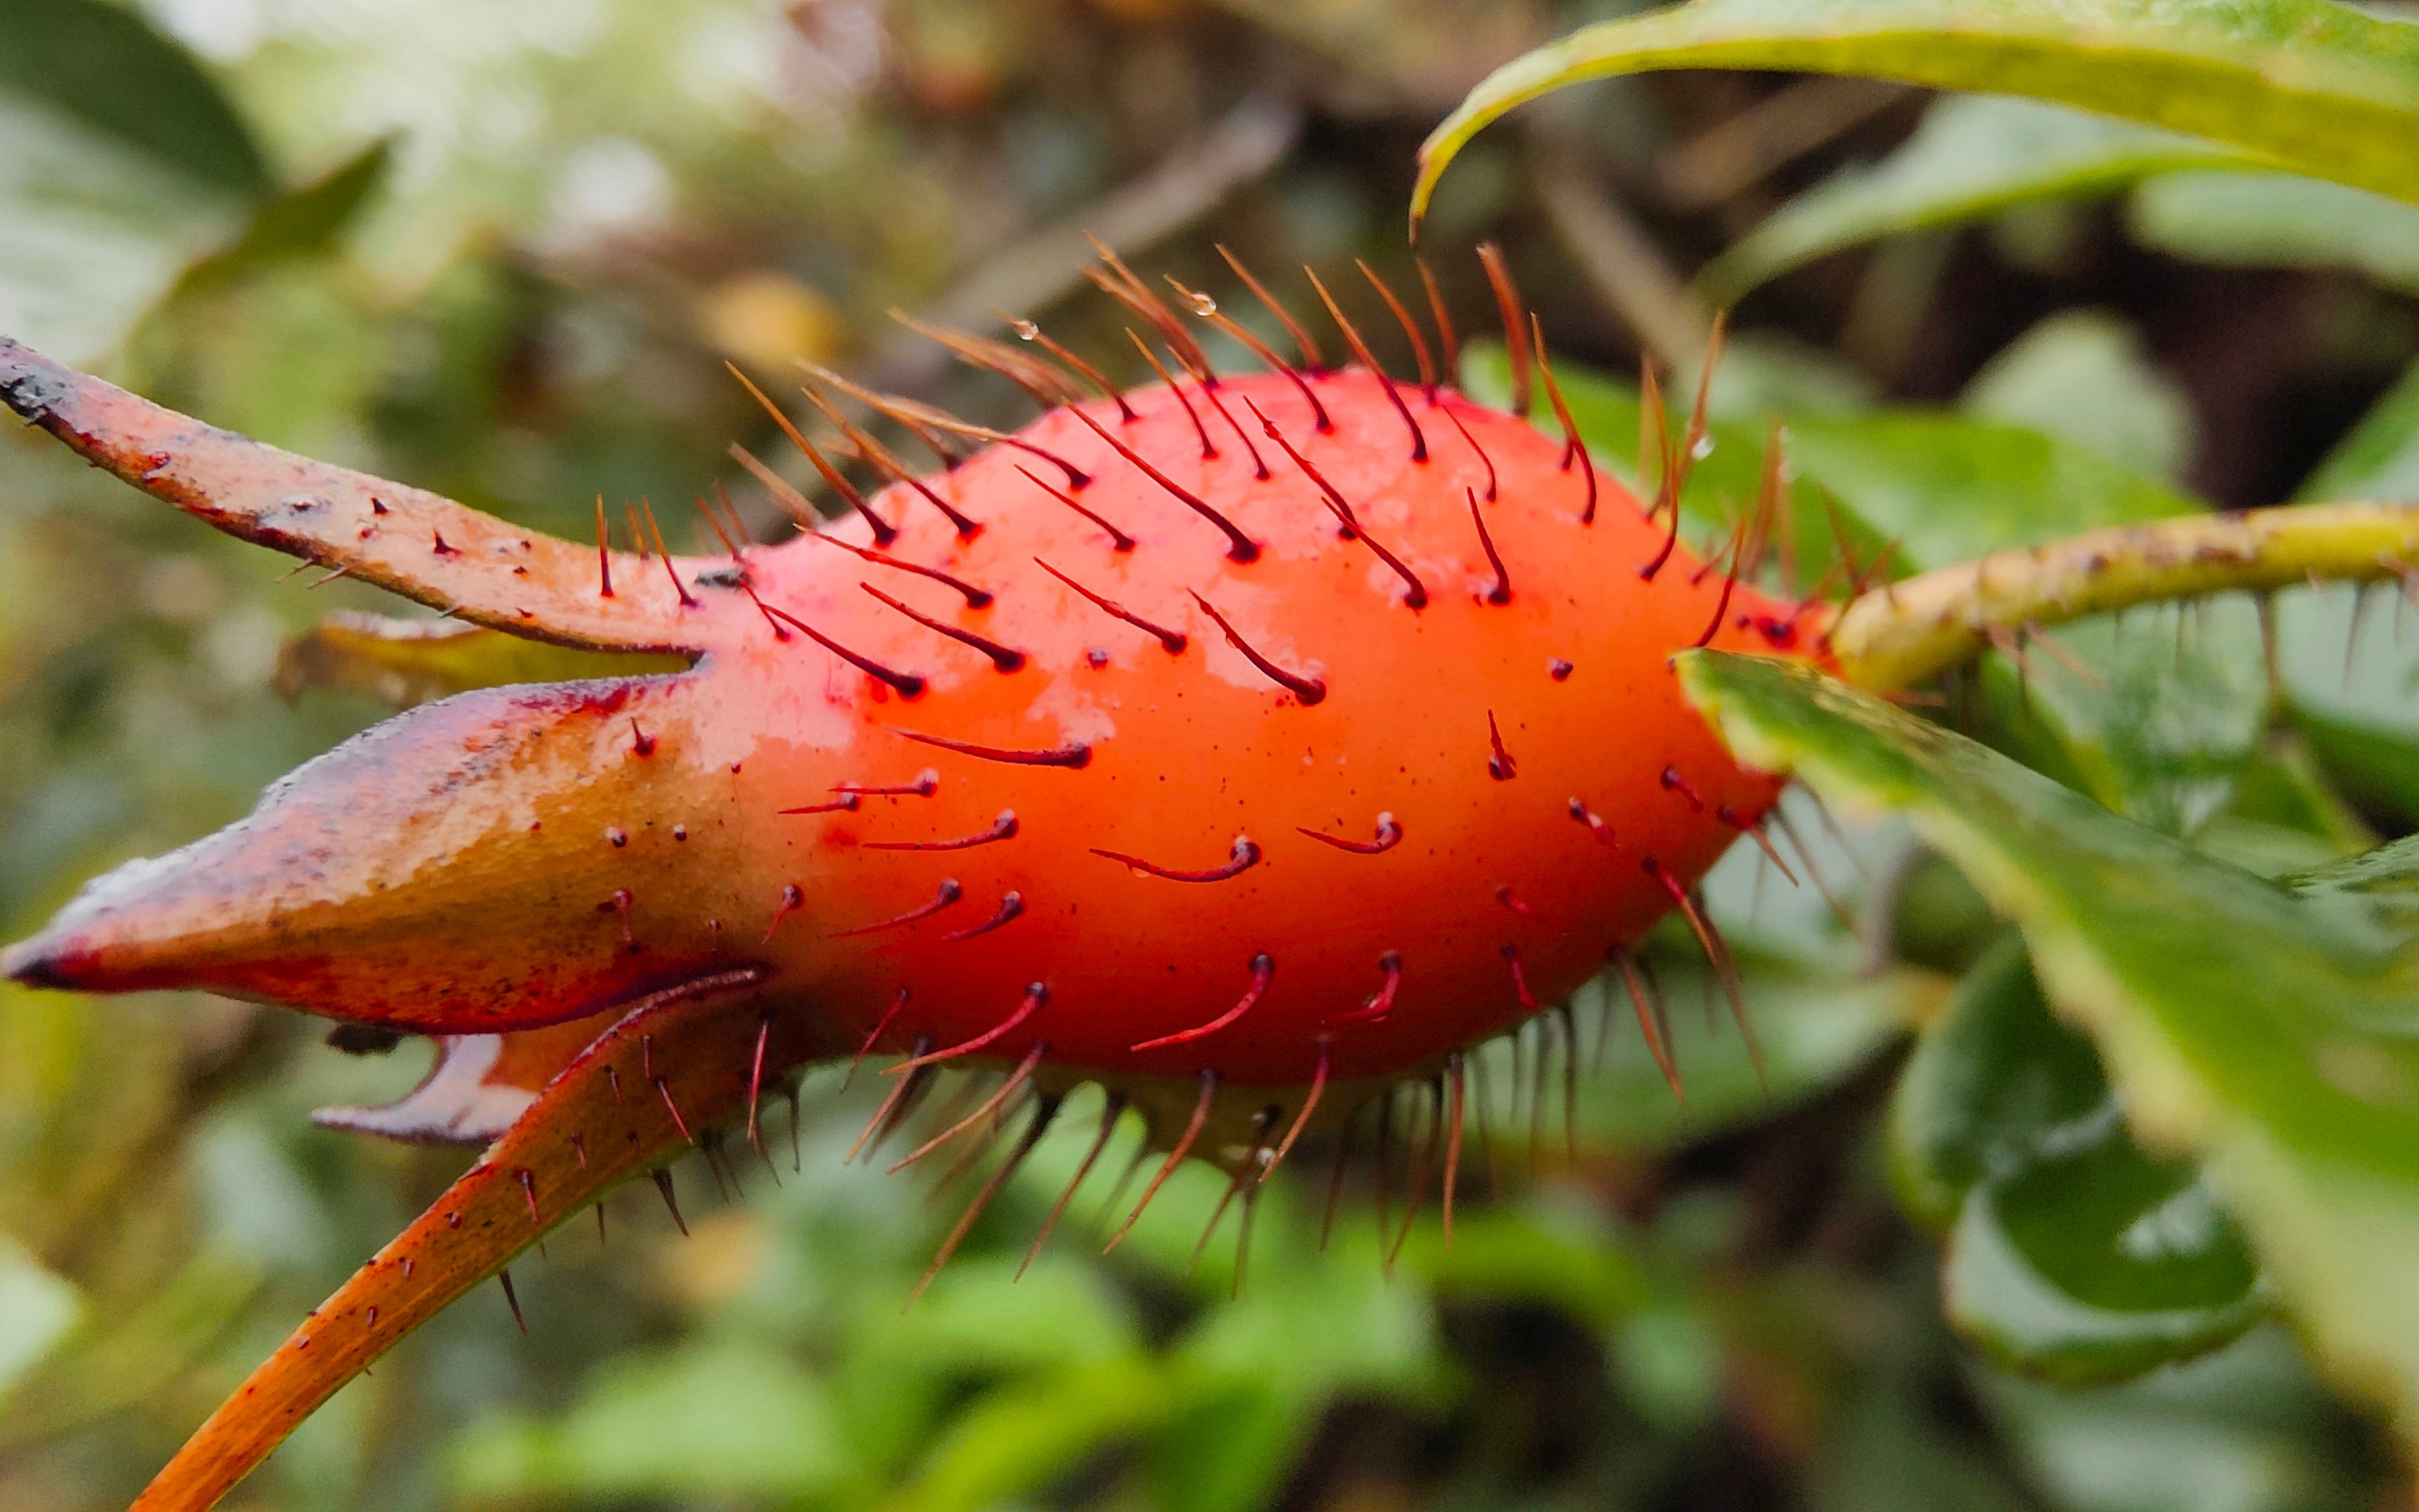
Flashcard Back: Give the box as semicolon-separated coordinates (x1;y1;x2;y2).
1823;498;2419;690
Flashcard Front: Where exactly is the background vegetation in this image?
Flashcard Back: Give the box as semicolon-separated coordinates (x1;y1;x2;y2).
6;0;2419;1508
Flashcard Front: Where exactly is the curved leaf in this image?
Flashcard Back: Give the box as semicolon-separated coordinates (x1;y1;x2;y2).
1681;650;2419;1427
1702;96;2239;301
1414;0;2419;235
0;0;268;196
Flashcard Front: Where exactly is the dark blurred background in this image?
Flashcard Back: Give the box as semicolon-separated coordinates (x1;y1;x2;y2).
5;1;2419;1509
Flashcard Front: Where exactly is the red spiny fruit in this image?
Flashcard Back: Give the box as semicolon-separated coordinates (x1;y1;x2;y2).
0;251;1815;1511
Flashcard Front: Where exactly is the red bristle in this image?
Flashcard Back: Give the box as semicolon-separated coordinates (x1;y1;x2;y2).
795;382;983;537
1527;316;1595;524
1168;276;1332;432
847;986;912;1085
1065;405;1259;562
913;1093;1059;1304
1218;244;1326;371
1469;488;1511;603
1265;1039;1330;1181
1091;835;1261;883
1338;950;1404;1022
1417;257;1460;379
593;495;614;597
1307;268;1427;462
1446;408;1498;501
1130;952;1274;1050
639;499;700;607
1190;591;1326;704
1003;314;1137;421
892;310;1084;409
860;581;1027;672
1296;812;1402;853
759;602;927;698
902;981;1047;1070
1477;243;1532;418
1104;1070;1217;1251
935;891;1026;944
1018;467;1135;552
1020;1090;1127;1278
1357;260;1438;400
889;1038;1049;1172
1034;558;1185;651
1127;332;1217;460
894;728;1092;768
862;814;1016;852
762;881;805;942
728;364;900;546
1486;710;1517;780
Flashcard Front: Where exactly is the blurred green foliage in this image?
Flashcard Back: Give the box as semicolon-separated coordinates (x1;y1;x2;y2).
9;1;2419;1509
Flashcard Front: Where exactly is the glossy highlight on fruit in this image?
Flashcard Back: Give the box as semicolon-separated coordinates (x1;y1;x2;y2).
0;250;1813;1510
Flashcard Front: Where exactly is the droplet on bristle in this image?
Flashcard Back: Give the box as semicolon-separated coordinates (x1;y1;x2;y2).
1002;312;1137;421
1085;236;1214;383
1218;244;1326;371
892;310;1085;409
1169;274;1332;431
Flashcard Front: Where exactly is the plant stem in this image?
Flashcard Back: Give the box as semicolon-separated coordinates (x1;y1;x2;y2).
1824;499;2419;688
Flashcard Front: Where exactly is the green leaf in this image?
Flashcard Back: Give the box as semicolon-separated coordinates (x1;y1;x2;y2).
1414;0;2419;233
1961;310;2195;484
1679;650;2419;1427
1702;96;2239;302
2298;354;2419;502
2128;170;2419;293
0;0;268;196
1899;941;2267;1381
167;138;394;301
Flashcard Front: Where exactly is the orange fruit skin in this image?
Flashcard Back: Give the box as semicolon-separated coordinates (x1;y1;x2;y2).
14;370;1807;1091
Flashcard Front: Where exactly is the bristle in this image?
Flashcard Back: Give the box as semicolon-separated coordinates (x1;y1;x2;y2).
894;728;1093;768
1644;858;1764;1088
1446;408;1497;501
746;1013;773;1163
796;382;983;536
516;1166;540;1224
1689;516;1748;650
1034;558;1185;651
1417;259;1460;379
1307;268;1427;462
1020;1090;1127;1276
640;499;702;608
914;1093;1059;1303
1085;235;1214;383
847;986;914;1085
696;494;743;560
1556;1001;1581;1160
1296;812;1402;853
799;529;993;606
1469;1043;1500;1195
901;982;1047;1072
778;794;862;816
1476;243;1532;418
1218;245;1326;371
863;811;1017;851
759;602;927;698
860;582;1028;672
1386;1078;1439;1268
1190;591;1326;704
1494;883;1565;930
1528;316;1595;524
497;1269;527;1334
892;310;1085;408
726;364;900;545
1469;488;1512;604
625;503;650;561
1188;374;1271;480
1677;312;1729;500
810;364;1091;488
849;1036;935;1162
654;1072;694;1144
708;482;754;556
1719;805;1801;886
593;495;614;598
1131;952;1274;1049
1501;942;1538;1011
889;1038;1049;1173
1769;805;1862;937
1265;1038;1330;1180
761;881;805;944
1320;1101;1359;1250
651;1167;690;1235
1568;798;1618;847
1188;1106;1275;1280
1441;1052;1465;1248
1242;396;1358;533
1357;261;1438;400
935;891;1026;944
1340;950;1404;1022
1001;314;1137;421
1486;711;1517;780
1614;953;1683;1098
730;443;828;532
1092;835;1261;883
1127;331;1218;460
798;362;964;469
1065;405;1258;561
1018;467;1136;553
1104;1070;1217;1251
1167;276;1333;432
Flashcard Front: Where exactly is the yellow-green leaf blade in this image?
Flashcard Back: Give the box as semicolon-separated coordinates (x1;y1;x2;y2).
1414;0;2419;237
